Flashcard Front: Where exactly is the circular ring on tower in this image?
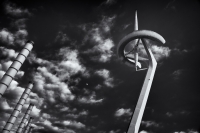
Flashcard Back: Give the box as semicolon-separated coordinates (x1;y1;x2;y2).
117;30;166;65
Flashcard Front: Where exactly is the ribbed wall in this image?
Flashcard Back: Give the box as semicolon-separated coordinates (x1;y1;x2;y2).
0;41;34;97
23;117;33;133
27;127;33;133
1;83;33;133
16;104;34;133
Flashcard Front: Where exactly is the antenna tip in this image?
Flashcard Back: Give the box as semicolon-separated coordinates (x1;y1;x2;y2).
134;10;138;31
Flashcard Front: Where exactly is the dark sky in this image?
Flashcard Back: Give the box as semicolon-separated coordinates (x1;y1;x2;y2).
0;0;200;133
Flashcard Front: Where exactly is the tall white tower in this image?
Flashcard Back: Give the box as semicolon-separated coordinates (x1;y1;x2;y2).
117;11;165;133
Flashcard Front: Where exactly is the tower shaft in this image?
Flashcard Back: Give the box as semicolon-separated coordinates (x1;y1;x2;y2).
16;104;34;133
127;39;157;133
27;127;33;133
0;41;34;98
1;83;33;133
23;117;33;133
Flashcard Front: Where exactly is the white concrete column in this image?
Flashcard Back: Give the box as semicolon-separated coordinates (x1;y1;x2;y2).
0;41;34;98
23;117;33;133
16;103;34;133
27;126;33;133
1;82;33;133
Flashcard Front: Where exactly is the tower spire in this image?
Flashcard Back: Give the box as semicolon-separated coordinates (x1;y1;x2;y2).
134;10;138;31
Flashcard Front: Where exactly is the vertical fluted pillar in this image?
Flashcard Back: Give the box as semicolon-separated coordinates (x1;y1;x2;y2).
1;82;33;133
23;117;33;133
27;127;33;133
0;41;34;98
16;103;34;133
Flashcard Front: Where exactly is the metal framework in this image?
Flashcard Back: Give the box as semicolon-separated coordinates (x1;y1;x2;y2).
117;11;165;133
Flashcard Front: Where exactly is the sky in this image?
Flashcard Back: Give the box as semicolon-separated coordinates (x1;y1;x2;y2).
0;0;200;133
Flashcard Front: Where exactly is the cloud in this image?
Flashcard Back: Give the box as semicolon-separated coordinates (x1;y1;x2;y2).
15;70;25;79
58;47;87;79
14;29;28;46
81;15;116;62
79;110;89;116
166;112;173;117
78;92;104;104
109;129;121;133
133;40;171;62
42;113;51;119
3;80;26;101
84;30;114;62
29;106;41;118
95;69;114;87
11;18;27;29
172;69;184;80
101;15;116;32
54;31;70;44
164;0;177;12
0;99;13;111
62;120;86;129
0;47;18;60
0;29;14;45
5;2;31;17
151;45;171;61
60;107;69;112
114;108;132;117
141;120;161;128
33;66;75;102
0;60;12;71
140;131;149;133
27;92;44;107
105;0;116;5
41;120;63;132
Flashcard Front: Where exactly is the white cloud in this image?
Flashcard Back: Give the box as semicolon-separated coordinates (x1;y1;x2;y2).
0;29;14;45
166;112;173;117
78;92;104;104
141;120;161;127
1;60;12;71
101;15;116;32
11;18;27;29
140;131;149;133
54;31;70;44
15;70;24;79
151;45;171;61
79;110;89;116
105;0;116;5
81;15;115;62
114;108;132;117
0;47;18;59
58;47;87;79
109;129;120;133
5;2;31;17
85;29;114;62
4;80;25;101
132;40;171;62
14;29;28;46
42;113;51;119
63;120;86;129
174;129;199;133
30;106;41;117
60;107;69;112
95;69;114;87
0;99;13;111
34;66;75;102
172;69;184;80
